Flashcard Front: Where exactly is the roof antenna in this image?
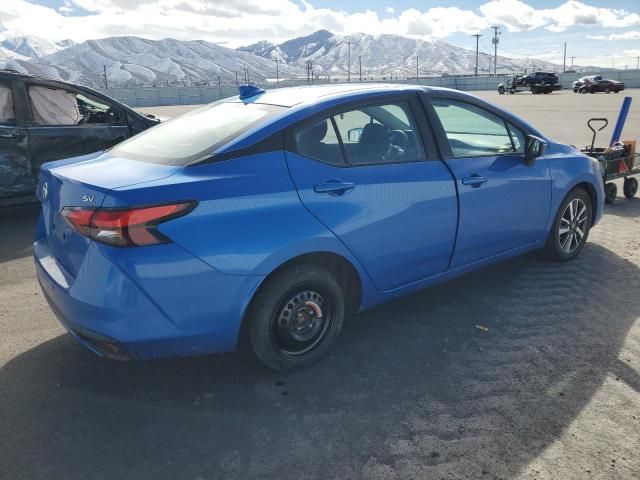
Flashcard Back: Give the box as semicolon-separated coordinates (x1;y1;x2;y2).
238;84;265;100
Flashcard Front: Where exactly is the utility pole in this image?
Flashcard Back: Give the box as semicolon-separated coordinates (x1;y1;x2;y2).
217;75;221;99
275;58;279;85
416;56;419;80
472;34;482;76
562;42;567;72
358;55;362;82
570;56;576;69
347;40;351;82
491;25;500;76
103;65;108;89
636;56;639;70
234;71;238;87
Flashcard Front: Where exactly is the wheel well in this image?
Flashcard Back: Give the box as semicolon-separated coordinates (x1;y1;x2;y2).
269;252;363;314
238;252;363;347
573;182;598;223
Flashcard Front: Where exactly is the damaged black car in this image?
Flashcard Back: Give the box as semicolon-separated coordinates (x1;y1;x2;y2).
0;70;159;206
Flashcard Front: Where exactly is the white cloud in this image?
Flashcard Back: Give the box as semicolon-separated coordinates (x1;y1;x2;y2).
0;0;638;47
587;31;640;41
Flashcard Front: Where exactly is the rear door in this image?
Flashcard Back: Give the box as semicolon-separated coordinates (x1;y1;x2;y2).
0;78;33;200
25;81;130;173
285;94;458;291
425;93;551;268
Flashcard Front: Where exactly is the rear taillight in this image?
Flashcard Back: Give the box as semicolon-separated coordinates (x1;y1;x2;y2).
61;201;196;247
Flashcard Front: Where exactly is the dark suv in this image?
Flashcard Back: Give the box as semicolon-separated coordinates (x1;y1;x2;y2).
523;71;559;86
0;70;159;206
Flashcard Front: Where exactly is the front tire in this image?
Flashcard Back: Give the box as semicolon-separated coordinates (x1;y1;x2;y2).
248;265;345;371
542;188;592;262
498;86;505;94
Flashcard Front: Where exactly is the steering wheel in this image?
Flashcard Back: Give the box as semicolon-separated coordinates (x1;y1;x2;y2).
389;129;408;149
77;103;90;125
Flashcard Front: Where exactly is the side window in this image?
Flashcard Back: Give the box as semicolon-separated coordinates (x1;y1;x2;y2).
28;84;123;126
293;118;345;166
332;101;425;166
432;99;517;157
0;82;16;126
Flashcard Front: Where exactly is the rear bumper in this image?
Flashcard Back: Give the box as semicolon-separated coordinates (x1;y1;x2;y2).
35;237;264;360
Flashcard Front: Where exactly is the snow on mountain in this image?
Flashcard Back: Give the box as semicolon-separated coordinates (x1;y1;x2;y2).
0;31;564;88
0;46;29;64
1;36;63;58
241;30;562;77
2;36;302;87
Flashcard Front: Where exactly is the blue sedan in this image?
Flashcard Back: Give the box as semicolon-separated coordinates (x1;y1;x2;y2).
34;84;604;371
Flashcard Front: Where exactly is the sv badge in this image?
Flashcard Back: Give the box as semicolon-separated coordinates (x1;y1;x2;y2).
82;194;95;202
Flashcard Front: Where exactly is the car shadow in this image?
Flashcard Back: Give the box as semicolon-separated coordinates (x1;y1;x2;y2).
0;204;40;262
1;242;638;479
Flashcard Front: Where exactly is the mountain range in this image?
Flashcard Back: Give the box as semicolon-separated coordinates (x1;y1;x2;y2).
0;31;569;88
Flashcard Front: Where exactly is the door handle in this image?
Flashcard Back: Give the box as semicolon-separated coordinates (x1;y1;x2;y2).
461;175;488;188
0;132;19;139
314;180;355;196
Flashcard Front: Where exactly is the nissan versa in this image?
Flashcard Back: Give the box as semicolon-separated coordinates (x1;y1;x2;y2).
35;84;604;371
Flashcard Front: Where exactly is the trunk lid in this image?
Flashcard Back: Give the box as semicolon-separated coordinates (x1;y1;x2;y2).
37;152;180;277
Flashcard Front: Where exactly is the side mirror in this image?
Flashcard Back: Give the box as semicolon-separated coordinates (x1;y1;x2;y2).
347;127;363;143
524;135;546;166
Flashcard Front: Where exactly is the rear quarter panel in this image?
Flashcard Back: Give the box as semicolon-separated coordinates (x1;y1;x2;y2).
103;151;377;302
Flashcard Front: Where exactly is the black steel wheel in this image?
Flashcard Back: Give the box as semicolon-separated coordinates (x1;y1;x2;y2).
624;178;638;198
542;188;592;262
605;182;617;204
498;86;505;94
248;264;345;371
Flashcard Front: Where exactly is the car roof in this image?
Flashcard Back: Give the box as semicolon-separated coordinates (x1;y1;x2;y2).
236;83;427;108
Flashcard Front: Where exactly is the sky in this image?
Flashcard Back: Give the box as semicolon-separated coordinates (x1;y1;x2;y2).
1;0;640;68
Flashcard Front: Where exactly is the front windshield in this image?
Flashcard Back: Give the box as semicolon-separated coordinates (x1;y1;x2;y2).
110;101;286;165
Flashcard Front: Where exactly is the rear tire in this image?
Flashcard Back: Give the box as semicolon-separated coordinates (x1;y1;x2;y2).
605;87;611;94
605;182;617;204
624;178;638;198
248;264;345;372
541;188;592;262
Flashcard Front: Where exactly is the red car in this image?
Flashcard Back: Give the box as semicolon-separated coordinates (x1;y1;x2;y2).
573;76;625;94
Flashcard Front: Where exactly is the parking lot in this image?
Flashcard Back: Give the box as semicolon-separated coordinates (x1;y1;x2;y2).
2;88;640;480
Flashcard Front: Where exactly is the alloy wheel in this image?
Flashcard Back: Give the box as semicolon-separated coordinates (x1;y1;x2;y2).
558;198;588;254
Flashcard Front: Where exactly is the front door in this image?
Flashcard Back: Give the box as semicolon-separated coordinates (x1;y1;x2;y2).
428;96;551;268
25;82;130;172
0;80;32;200
285;96;458;291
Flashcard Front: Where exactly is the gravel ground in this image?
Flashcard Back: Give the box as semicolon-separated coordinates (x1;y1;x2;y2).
1;88;640;480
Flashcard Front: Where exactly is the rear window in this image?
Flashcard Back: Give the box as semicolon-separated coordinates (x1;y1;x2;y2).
109;101;285;165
